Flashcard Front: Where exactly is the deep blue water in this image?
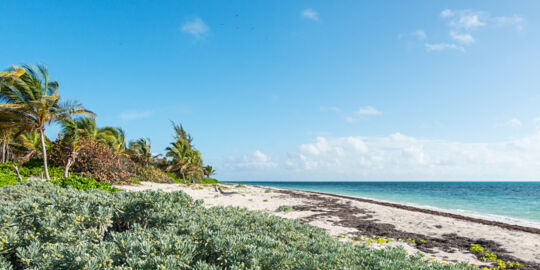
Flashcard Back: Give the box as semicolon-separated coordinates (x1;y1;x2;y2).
229;181;540;226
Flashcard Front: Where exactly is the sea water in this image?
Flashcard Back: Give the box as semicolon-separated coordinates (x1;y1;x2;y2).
231;181;540;228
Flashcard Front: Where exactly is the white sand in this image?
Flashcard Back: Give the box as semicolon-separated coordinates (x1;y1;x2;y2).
117;182;540;267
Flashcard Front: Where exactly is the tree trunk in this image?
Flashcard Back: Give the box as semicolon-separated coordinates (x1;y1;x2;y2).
1;140;6;163
19;151;34;166
39;129;50;180
13;165;23;181
64;151;78;178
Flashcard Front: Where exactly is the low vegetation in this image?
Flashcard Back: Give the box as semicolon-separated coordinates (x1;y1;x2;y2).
0;181;474;270
276;205;294;212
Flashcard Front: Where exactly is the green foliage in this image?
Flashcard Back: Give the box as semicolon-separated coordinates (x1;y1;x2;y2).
167;172;186;184
276;205;293;212
235;184;246;188
136;166;171;183
0;182;474;270
0;161;117;192
198;178;219;184
0;166;19;187
482;252;497;262
470;243;484;253
14;159;64;179
265;189;271;193
49;175;119;192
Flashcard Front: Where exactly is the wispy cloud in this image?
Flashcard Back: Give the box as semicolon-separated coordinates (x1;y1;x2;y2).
355;106;381;115
449;31;475;44
407;9;525;53
506;118;522;128
119;110;153;121
181;17;209;37
301;8;319;21
443;10;486;30
424;43;465;52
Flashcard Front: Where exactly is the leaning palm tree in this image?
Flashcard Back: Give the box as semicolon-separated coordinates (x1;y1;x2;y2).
100;127;126;153
0;64;95;179
11;130;49;165
128;138;152;167
203;165;216;178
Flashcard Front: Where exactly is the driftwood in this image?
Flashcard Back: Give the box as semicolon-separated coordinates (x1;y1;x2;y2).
13;165;23;181
213;184;239;196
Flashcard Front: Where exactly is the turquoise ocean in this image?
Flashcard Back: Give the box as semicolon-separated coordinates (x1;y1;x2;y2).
230;182;540;228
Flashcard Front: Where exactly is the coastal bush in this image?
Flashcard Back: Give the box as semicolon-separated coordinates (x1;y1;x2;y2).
276;205;293;212
50;138;137;183
136;166;171;183
0;162;118;192
0;181;475;270
49;175;119;192
199;178;219;184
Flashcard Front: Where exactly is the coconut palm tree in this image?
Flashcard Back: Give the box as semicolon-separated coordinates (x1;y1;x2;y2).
203;165;216;178
11;130;49;165
128;138;152;167
0;64;95;179
100;127;126;153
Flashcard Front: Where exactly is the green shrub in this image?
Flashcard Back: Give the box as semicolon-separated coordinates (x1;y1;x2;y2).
136;166;171;183
0;162;117;192
0;182;475;270
167;172;186;184
199;178;219;184
276;205;294;212
49;175;119;192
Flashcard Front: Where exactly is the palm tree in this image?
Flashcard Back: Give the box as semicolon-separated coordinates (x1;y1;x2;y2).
11;130;49;165
0;64;95;179
203;165;216;178
128;138;152;167
100;127;126;153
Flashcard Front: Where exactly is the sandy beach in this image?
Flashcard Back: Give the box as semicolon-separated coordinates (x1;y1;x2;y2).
118;182;540;269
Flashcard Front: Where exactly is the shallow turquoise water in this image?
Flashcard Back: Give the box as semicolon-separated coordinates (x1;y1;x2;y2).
231;182;540;226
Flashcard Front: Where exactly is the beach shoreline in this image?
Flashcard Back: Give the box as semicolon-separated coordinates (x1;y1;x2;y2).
251;185;540;234
117;182;540;269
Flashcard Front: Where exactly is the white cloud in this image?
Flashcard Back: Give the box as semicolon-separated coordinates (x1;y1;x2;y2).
448;11;486;30
410;9;525;53
181;17;209;37
424;43;465;52
225;150;277;170
321;106;380;122
450;31;475;44
355;106;381;115
440;9;454;18
506;118;522;128
301;8;319;21
494;15;525;31
213;132;540;181
119;110;153;121
412;30;427;40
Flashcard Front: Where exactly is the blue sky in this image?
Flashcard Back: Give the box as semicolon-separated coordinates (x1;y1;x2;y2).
2;1;540;181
